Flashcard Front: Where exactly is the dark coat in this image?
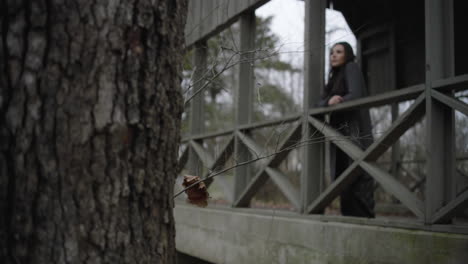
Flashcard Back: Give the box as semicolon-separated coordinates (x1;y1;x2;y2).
318;62;374;149
318;62;375;217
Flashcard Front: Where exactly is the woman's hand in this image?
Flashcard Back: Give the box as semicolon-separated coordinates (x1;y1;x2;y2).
328;95;343;105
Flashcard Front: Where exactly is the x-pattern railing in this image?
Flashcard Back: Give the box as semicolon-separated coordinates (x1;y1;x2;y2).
178;74;468;225
307;93;426;218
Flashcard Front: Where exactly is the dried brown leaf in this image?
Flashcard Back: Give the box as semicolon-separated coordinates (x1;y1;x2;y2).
182;175;209;207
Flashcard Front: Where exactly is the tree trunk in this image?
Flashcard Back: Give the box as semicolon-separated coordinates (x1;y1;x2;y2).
0;0;187;263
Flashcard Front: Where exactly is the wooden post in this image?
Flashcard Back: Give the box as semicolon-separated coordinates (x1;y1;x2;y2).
188;42;207;176
233;11;256;202
389;27;400;185
424;0;455;223
301;0;326;213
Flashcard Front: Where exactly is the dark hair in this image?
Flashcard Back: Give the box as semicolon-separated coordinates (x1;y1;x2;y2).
333;42;355;64
323;42;356;98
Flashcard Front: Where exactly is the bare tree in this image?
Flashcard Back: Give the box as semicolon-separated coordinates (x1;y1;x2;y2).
0;0;187;263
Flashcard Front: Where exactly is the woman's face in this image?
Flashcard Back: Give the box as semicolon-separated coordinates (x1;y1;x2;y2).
330;44;346;68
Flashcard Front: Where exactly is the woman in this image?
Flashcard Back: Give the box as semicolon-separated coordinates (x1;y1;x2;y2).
318;42;375;218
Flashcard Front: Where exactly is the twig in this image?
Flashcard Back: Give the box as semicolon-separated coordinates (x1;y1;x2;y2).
174;131;372;198
183;47;281;106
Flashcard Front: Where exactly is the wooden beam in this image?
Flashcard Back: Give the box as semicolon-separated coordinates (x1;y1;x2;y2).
204;136;235;188
209;136;235;172
237;113;301;131
425;0;456;223
269;122;302;167
308;116;362;161
234;123;303;207
309;84;425;116
360;161;425;218
182;114;301;143
190;140;214;169
266;167;301;210
236;131;267;159
302;0;326;213
431;189;468;224
433;74;468;93
432;89;468;117
306;95;425;214
234;11;256;201
361;93;426;161
182;128;234;143
185;0;269;47
307;162;363;213
188;42;207;176
233;170;269;207
309;93;425;163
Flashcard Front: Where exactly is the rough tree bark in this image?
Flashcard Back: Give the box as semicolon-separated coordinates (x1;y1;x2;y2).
0;0;187;263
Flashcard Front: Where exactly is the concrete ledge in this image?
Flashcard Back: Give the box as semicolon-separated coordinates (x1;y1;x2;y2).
175;204;468;264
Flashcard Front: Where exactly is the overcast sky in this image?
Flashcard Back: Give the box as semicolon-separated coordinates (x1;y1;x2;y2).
255;0;356;69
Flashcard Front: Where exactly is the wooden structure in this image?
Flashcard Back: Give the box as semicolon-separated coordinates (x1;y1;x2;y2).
179;0;468;234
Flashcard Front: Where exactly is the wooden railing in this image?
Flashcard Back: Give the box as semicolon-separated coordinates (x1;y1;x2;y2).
178;74;468;233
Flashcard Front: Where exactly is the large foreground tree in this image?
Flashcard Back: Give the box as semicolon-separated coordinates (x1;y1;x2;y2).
0;0;187;263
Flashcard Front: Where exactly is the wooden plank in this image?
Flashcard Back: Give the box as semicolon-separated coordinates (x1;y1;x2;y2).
182;114;301;142
324;114;332;187
360;161;425;218
209;136;235;171
390;103;400;177
433;74;468;93
182;128;234;143
443;0;455;76
237;11;255;125
309;84;425;116
311;99;423;163
233;170;269;207
301;122;325;212
432;89;468;116
266;167;300;210
307;112;426;216
424;97;456;221
190;140;214;168
389;26;400;179
361;93;425;161
306;95;425;214
234;123;302;207
431;189;468;224
424;0;456;223
187;43;207;176
269;122;302;167
237;113;301;131
189;42;207;133
233;11;256;201
307;162;363;213
236;131;266;159
308;116;362;160
185;0;270;47
303;0;325;110
188;140;235;202
204;136;235;188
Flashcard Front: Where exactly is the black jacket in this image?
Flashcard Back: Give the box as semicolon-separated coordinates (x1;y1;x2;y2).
318;62;373;149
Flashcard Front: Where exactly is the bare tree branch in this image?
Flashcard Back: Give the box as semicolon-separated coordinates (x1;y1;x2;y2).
174;129;373;198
